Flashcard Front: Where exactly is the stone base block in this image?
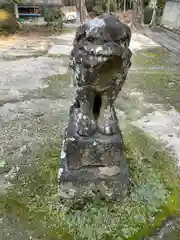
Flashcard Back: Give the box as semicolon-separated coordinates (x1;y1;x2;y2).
58;105;129;201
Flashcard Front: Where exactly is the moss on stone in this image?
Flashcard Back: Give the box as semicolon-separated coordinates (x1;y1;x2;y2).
0;124;179;240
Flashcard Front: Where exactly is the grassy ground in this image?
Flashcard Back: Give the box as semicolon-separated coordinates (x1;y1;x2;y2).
0;125;179;240
127;47;180;112
0;44;180;239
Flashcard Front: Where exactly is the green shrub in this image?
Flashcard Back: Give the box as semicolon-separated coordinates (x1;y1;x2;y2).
0;9;19;35
43;6;64;33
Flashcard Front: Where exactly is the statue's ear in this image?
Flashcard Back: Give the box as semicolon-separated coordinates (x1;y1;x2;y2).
75;23;88;41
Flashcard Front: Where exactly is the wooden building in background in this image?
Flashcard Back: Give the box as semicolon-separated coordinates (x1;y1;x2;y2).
22;0;77;6
18;0;78;21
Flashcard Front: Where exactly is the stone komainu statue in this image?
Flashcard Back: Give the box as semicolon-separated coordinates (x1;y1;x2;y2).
59;14;132;201
70;14;132;136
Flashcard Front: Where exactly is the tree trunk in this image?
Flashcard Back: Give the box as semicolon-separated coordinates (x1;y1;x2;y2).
107;0;111;13
14;3;19;19
149;0;157;27
140;0;144;25
129;0;144;28
81;0;89;23
123;0;126;13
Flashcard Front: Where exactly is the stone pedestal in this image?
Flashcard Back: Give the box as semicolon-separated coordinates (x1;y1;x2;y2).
58;104;129;201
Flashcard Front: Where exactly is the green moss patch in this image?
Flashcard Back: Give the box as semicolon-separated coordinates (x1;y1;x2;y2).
40;72;71;100
125;48;180;111
131;47;180;69
0;125;179;240
126;71;180;110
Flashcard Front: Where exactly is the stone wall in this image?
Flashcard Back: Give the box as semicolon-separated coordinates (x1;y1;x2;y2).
161;0;180;31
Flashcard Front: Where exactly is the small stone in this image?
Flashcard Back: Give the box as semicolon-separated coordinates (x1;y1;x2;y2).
105;191;113;197
57;168;64;180
68;188;76;197
0;160;6;168
19;145;28;155
0;160;10;174
59;182;75;199
4;165;20;181
168;81;175;86
168;134;174;137
99;166;120;176
33;112;44;118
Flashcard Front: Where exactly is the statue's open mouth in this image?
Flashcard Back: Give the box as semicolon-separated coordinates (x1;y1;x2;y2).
71;14;131;70
70;42;126;70
84;42;123;57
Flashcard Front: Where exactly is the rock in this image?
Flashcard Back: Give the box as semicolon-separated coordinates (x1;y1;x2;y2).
0;160;10;174
32;112;44;118
4;165;20;182
0;160;6;168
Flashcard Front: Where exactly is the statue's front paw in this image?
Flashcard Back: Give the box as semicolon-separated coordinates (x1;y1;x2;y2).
98;122;119;135
76;113;96;136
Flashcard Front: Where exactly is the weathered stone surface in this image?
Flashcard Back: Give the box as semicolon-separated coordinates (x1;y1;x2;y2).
59;14;132;201
99;166;120;176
